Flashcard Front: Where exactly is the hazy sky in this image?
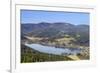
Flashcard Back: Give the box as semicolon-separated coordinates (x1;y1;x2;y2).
21;10;89;25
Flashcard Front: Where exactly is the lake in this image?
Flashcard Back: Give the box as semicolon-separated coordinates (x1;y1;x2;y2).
25;43;81;55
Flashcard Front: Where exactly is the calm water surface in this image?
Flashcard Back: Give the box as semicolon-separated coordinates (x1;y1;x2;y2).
25;43;81;55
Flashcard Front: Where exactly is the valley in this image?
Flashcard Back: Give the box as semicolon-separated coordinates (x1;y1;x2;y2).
21;22;89;63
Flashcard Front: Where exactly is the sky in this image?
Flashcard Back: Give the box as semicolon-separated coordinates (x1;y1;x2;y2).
21;10;90;25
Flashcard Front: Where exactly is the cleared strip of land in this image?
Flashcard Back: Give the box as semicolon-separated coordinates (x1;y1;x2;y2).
68;55;80;60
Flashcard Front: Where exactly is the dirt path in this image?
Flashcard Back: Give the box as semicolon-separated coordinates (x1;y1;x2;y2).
68;55;80;60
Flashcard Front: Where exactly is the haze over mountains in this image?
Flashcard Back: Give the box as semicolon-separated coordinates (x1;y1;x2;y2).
21;22;89;39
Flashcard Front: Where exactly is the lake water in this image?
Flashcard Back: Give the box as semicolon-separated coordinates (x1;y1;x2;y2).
25;43;81;55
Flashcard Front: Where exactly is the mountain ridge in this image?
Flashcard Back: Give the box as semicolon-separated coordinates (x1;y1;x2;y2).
21;22;89;38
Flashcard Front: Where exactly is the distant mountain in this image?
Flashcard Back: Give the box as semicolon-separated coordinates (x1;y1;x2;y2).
21;22;89;38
